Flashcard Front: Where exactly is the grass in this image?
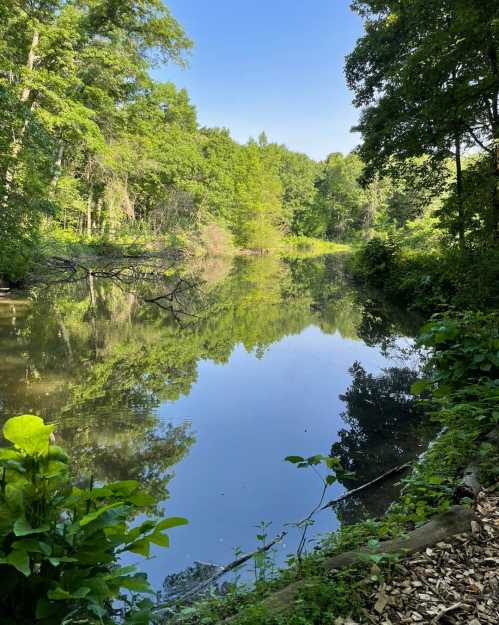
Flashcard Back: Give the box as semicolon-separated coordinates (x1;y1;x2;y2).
281;236;354;258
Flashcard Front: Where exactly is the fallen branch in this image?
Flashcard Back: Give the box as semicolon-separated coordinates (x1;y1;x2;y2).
321;462;411;509
237;506;475;620
156;531;287;610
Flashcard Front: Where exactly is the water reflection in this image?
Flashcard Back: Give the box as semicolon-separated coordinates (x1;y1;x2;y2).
0;254;427;586
331;362;430;524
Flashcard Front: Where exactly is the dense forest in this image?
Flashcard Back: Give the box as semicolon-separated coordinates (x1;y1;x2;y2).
3;0;497;287
0;1;498;624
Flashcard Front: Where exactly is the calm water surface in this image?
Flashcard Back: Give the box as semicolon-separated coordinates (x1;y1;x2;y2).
0;254;427;591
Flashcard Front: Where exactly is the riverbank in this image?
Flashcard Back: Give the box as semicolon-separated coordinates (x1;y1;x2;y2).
349;237;499;315
0;224;352;288
361;486;499;624
161;312;499;625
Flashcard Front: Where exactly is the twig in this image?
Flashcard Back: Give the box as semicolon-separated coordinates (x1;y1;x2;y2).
155;531;287;610
321;463;411;510
295;467;329;561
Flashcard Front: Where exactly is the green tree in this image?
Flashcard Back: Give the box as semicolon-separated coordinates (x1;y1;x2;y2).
0;0;192;282
232;142;283;250
346;0;499;246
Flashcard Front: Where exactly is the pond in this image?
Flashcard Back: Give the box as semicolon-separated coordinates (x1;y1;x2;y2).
0;254;429;593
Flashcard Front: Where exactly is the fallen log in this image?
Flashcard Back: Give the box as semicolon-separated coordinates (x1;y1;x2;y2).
220;506;475;621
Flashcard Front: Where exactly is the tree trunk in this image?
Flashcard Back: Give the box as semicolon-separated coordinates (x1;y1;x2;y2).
50;142;65;192
87;187;93;238
454;134;465;250
493;127;499;242
2;29;40;204
20;29;39;104
488;45;499;241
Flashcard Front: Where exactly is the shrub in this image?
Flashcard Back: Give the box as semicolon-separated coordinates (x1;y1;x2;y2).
351;236;399;288
0;415;187;625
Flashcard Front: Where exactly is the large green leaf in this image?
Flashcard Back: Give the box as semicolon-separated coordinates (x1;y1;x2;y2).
128;492;156;507
6;549;31;576
3;415;54;456
156;517;188;531
149;532;169;547
127;520;157;541
79;502;123;527
117;573;153;594
14;518;50;536
0;449;22;461
107;480;140;497
127;538;150;557
12;539;51;555
48;586;91;600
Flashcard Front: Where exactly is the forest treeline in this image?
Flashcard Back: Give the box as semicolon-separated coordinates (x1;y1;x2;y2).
0;0;476;286
1;0;498;290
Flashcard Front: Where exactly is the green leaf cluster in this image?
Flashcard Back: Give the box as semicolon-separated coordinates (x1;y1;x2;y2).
0;414;187;624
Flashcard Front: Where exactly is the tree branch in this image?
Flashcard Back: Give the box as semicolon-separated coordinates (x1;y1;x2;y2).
321;462;411;509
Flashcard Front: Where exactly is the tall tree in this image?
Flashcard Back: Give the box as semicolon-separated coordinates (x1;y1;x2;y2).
346;0;499;245
0;0;192;281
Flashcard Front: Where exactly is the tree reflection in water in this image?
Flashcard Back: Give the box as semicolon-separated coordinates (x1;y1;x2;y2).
0;254;430;547
331;362;430;524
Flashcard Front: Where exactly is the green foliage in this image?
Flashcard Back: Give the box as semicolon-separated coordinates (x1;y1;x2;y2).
0;414;187;624
350;236;399;288
347;0;499;245
416;311;499;390
352;237;499;314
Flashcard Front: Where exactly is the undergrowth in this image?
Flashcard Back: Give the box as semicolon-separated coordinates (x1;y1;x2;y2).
350;237;499;314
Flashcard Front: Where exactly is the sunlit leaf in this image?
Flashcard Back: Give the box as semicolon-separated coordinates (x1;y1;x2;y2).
79;502;122;527
156;517;188;531
3;415;54;456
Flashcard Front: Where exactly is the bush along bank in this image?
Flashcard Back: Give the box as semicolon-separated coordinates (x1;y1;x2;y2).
162;312;499;625
350;237;499;315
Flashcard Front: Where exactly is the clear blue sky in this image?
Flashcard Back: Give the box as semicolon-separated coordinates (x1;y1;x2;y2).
155;0;364;161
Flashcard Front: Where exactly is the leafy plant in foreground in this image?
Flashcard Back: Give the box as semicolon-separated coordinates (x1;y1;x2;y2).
0;414;187;625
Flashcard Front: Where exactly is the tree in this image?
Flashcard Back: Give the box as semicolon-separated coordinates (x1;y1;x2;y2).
231;142;283;250
311;153;370;240
0;0;192;282
331;362;426;523
346;0;499;246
